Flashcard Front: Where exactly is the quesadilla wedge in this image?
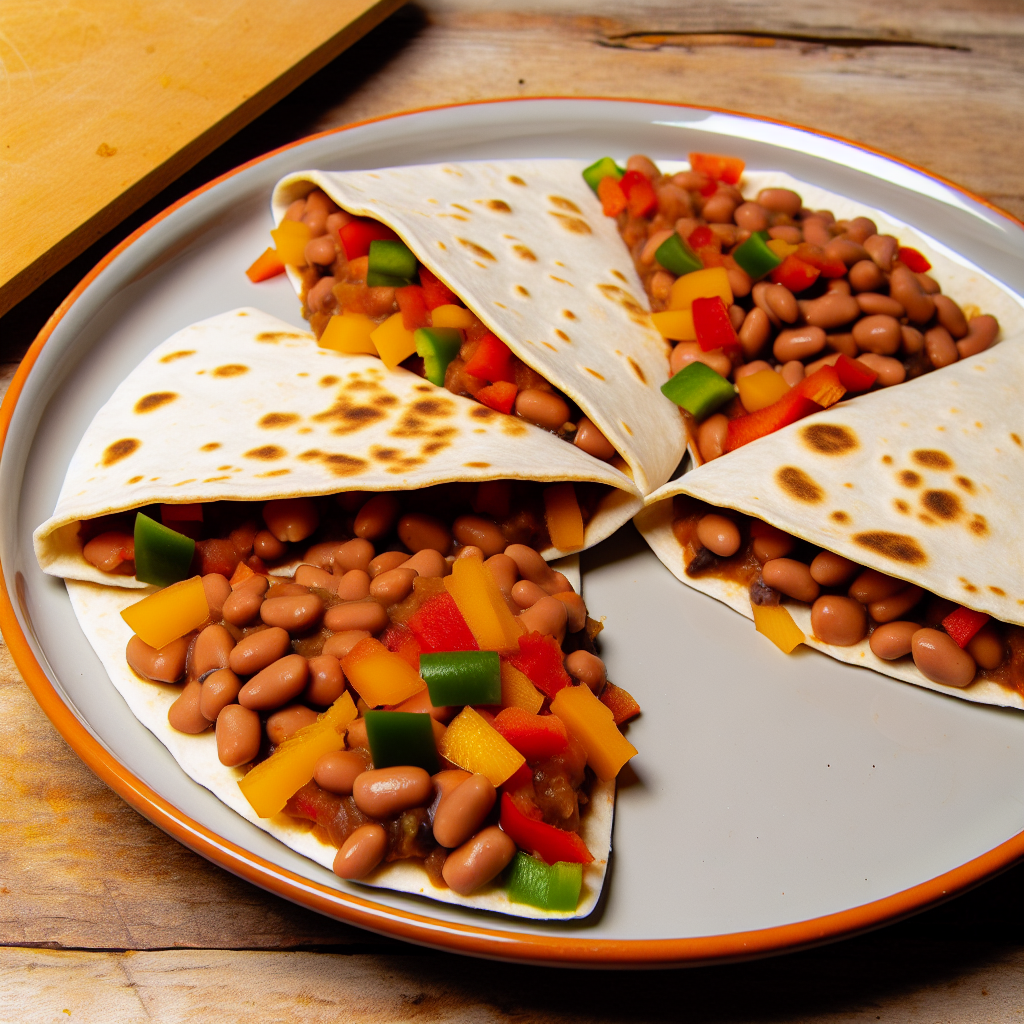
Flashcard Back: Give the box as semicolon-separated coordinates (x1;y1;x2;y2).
268;160;687;496
636;337;1024;709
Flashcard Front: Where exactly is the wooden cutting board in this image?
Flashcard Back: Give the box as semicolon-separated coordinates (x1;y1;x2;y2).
0;0;403;317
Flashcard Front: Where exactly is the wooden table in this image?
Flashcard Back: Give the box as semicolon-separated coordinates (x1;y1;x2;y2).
2;3;1022;1018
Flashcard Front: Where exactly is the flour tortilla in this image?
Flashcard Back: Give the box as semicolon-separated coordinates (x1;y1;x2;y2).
271;160;687;496
34;309;642;587
67;578;613;919
636;337;1024;710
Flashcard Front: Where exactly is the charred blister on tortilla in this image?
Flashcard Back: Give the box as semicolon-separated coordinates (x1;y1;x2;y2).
116;512;640;909
247;190;623;469
671;495;1024;696
583;154;1001;462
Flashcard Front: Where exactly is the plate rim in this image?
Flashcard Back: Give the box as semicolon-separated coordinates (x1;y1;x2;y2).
2;96;1022;967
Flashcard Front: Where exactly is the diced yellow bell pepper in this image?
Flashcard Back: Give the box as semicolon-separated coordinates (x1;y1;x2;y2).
736;368;791;413
239;692;357;818
341;637;426;707
370;312;418;369
444;556;524;651
543;483;585;552
766;238;800;258
500;661;544;715
121;576;209;650
669;267;733;312
430;304;475;329
751;603;805;654
650;309;696;341
319;312;378;355
550;683;637;781
270;220;312;266
439;706;525;786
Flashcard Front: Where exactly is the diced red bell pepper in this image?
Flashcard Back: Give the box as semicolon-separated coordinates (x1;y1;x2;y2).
942;606;990;649
506;632;572;699
619;170;658;218
395;285;430;330
696;248;726;269
795;243;846;279
499;793;593;865
689;153;745;185
794;365;847;409
381;622;423;670
687;225;718;251
597;176;627;217
339;218;398;260
599;682;642;725
195;538;239;578
476;381;518;414
692;295;740;352
699;178;719;198
493;708;568;760
501;763;533;792
897;246;931;273
245;248;285;283
834;354;878;392
419;265;458;310
725;391;823;453
464;333;515;383
770;255;820;293
407;593;479;653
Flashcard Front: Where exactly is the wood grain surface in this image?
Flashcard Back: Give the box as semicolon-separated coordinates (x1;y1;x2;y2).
1;2;1022;1020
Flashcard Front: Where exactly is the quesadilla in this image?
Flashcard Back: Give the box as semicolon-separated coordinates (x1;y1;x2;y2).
636;337;1024;709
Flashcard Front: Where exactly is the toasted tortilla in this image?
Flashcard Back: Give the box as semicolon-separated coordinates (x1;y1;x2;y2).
271;160;687;496
67;578;613;919
34;309;642;587
636;337;1024;710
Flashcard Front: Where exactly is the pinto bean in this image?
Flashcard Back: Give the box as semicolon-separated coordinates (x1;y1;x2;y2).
553;592;588;633
752;282;781;328
809;551;859;587
696;514;741;557
322;630;371;660
670;342;732;379
852;315;901;356
515;389;570;431
253;529;287;562
168;680;210;734
511;580;547;609
228;627;291;676
433;774;497;849
868;585;924;623
504;544;572;594
765;283;798;323
201;574;232;620
733;202;769;232
484;554;519;598
799;293;860;329
82;531;135;573
967;624;1005;670
855;292;904;318
335;568;372;600
239;654;309;711
844;217;878;244
441;825;516;895
192;624;235;678
573;418;617;461
314;750;369;795
863;234;898;272
911;628;976;687
768;225;803;244
641;229;675;266
199;668;242;723
856;354;905;386
232;573;269;595
848;260;886;294
901;325;925;355
367;552;409;578
780;360;805;387
726;265;752;299
701;192;738;223
398;513;452;555
826;278;852;296
354;494;400;541
849;568;905;605
565;650;607;692
925;326;959;369
303;541;340;571
402;548;448;578
889;266;935;324
811;596;868;647
916;273;942;294
774;326;826;363
761;558;820;603
216;704;261;765
626;154;661;179
295;563;339;593
517;597;568;642
739;306;772;359
728;304;747;333
869;621;919;660
333;823;388;880
260;593;325;633
266;705;319;746
262;498;319;543
956;315;999;358
696;413;729;463
335;537;376;573
932;294;968;338
369;567;417;604
734;360;772;380
801;217;832;247
222;587;264;627
324;601;389;634
751;524;795;563
825;237;868;267
127;633;192;683
353;767;433;818
305;655;346;706
757;188;802;217
452;515;507;558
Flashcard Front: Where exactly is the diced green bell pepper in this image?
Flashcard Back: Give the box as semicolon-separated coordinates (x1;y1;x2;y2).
654;233;703;277
506;852;583;911
581;157;625;193
133;512;195;587
731;230;782;280
364;710;439;774
414;328;463;387
661;361;736;420
367;239;418;288
419;651;501;707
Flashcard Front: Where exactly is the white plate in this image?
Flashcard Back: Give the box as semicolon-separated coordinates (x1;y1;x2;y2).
2;99;1023;966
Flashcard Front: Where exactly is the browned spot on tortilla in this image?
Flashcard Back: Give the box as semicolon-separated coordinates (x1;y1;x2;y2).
494;301;507;309
502;419;528;437
550;212;592;234
513;245;536;261
1012;433;1022;446
437;242;447;250
508;175;526;186
881;455;893;465
420;440;451;455
899;470;922;487
912;448;953;470
313;388;388;435
173;479;196;486
894;499;909;513
259;413;300;429
452;204;471;213
212;364;248;377
960;578;978;593
801;423;857;455
464;461;491;468
543;342;557;351
244;445;285;461
134;391;177;413
555;329;570;342
256;469;291;478
563;310;577;320
203;476;231;483
414;384;433;393
487;200;511;212
776;466;824;504
516;285;530;297
921;489;962;520
200;442;220;452
596;283;647;323
371;446;401;462
621;421;633;436
548;196;581;213
550;275;573;285
853;531;927;565
256;331;305;343
470;406;495;421
217;465;232;471
390;397;457;440
584;367;605;380
320;375;339;387
970;515;988;536
611;270;627;282
372;393;399;408
627;358;647;384
989;586;1006;596
102;438;140;466
299;449;368;477
457;238;496;261
831;511;849;523
160;349;195;363
448;215;469;222
127;475;143;484
955;476;975;492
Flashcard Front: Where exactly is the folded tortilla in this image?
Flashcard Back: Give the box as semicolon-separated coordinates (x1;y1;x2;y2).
34;308;643;588
271;160;687;496
67;578;613;919
636;337;1024;709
